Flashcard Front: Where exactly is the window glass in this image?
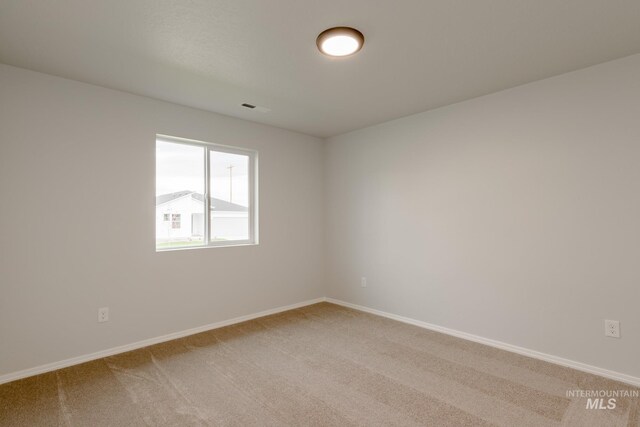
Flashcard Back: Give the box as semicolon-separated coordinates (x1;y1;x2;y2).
209;151;250;242
155;140;205;249
155;136;256;250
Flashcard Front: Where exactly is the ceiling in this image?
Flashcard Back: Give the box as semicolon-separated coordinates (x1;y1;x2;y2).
2;1;640;138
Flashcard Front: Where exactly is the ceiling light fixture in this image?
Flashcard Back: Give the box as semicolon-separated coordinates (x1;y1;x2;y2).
316;27;364;57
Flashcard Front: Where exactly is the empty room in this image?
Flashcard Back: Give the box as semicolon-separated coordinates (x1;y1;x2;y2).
1;1;639;426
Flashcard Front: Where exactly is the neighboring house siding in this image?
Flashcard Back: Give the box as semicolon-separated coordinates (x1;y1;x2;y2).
156;191;248;242
210;212;248;241
156;195;200;241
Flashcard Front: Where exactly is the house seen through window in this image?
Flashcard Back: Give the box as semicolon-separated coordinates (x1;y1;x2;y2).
156;135;257;250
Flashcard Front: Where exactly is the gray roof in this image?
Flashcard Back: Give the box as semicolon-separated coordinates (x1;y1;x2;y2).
156;191;248;212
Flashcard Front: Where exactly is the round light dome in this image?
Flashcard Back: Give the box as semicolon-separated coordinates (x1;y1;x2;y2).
316;27;364;57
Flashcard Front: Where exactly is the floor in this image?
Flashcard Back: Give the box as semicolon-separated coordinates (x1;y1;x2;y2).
0;302;638;426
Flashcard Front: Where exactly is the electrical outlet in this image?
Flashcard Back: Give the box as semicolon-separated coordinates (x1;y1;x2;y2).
604;319;620;338
98;307;109;323
361;277;367;288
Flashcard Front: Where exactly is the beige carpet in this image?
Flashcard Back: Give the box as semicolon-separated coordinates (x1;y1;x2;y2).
1;302;638;426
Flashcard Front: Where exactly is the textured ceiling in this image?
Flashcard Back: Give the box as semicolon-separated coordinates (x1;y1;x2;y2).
2;1;640;137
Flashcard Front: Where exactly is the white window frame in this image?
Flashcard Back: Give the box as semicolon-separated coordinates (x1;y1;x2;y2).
156;134;258;251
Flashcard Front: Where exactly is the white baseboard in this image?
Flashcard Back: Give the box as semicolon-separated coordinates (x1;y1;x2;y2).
0;297;326;385
3;296;638;388
326;298;640;388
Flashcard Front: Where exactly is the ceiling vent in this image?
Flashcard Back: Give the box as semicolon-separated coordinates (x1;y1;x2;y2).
241;103;271;113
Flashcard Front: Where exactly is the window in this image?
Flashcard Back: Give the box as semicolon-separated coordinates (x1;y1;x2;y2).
162;213;183;228
155;135;257;250
171;214;181;229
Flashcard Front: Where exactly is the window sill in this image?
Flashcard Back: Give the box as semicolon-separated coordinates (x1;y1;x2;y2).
155;242;258;252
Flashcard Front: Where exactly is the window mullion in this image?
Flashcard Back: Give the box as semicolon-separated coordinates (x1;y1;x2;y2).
204;147;210;245
249;154;255;244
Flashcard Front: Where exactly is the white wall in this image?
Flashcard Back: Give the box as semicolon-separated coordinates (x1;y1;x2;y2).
325;54;640;378
0;64;325;377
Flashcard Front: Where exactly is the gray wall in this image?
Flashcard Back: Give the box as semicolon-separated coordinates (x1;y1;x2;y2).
0;64;325;377
325;54;640;378
3;53;640;381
